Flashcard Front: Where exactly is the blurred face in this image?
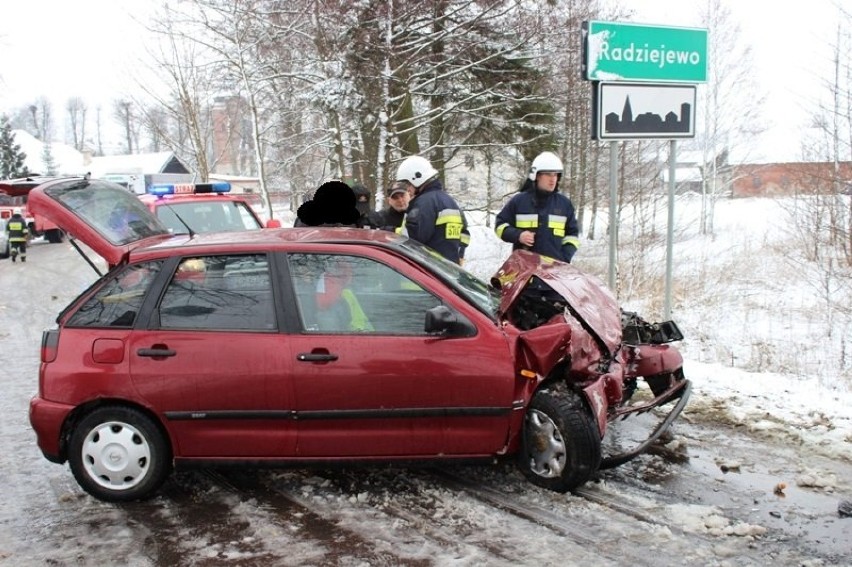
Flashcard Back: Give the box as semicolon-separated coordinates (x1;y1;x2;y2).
536;172;559;192
387;190;411;212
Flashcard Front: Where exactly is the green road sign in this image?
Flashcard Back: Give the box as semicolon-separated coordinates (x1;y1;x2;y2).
584;21;708;83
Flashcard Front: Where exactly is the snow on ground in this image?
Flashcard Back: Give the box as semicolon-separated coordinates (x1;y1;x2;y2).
275;194;852;475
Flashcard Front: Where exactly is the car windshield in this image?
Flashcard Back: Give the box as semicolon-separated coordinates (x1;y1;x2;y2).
156;201;263;234
45;179;169;245
396;238;500;318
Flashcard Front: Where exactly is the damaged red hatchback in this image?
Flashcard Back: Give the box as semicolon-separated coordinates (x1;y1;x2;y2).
27;177;690;502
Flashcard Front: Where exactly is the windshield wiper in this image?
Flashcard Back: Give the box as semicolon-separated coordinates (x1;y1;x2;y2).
162;205;196;238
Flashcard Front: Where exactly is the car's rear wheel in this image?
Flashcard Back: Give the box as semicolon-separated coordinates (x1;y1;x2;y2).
519;389;601;492
45;228;64;243
68;406;171;502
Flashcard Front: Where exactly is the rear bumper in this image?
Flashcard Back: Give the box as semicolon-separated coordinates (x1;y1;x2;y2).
29;396;74;463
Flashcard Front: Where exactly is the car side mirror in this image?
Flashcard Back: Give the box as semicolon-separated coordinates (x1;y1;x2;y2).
425;305;475;337
266;219;282;229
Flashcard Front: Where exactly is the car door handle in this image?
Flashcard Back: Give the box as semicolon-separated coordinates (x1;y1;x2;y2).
297;353;338;362
137;347;177;357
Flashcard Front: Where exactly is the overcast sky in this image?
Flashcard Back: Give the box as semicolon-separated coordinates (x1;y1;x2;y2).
0;0;154;111
0;0;843;137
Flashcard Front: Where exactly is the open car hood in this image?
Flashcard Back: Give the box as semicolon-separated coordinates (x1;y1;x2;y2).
492;250;622;354
27;178;172;266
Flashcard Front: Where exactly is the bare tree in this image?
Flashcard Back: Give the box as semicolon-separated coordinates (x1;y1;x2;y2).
66;96;88;150
698;0;765;235
26;97;53;141
113;99;135;154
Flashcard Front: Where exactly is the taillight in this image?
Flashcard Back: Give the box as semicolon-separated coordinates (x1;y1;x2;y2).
41;329;59;363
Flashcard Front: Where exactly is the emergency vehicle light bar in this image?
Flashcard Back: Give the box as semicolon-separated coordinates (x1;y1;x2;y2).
148;182;232;196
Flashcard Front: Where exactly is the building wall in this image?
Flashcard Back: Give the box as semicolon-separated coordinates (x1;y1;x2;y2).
729;162;852;197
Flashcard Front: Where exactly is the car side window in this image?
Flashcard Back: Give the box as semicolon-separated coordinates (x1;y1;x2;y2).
66;261;163;328
158;254;276;331
289;253;443;335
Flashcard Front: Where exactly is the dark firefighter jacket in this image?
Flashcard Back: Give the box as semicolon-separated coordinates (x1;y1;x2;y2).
495;188;580;263
7;214;28;242
399;179;470;264
373;207;405;232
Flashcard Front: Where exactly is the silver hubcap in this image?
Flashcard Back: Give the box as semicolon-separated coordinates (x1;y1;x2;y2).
81;421;151;490
526;409;566;478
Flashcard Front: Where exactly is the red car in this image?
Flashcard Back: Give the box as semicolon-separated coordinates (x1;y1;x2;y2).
27;177;690;502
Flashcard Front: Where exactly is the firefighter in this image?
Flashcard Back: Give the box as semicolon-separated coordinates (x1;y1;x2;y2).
495;151;580;263
7;207;29;263
396;155;470;264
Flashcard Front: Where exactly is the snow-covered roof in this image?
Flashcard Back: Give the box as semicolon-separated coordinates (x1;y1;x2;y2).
88;152;188;177
661;166;703;183
12;129;87;176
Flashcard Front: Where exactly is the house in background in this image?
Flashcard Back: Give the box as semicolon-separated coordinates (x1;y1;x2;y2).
87;152;193;195
725;162;852;197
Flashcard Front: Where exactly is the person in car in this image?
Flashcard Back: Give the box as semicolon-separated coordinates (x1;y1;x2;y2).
495;151;580;263
374;181;411;232
313;257;373;332
395;155;470;264
7;207;28;263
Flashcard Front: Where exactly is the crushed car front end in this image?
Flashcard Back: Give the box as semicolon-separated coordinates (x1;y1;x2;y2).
493;250;691;472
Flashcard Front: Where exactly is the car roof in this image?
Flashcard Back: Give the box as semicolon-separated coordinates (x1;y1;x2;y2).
132;226;404;258
27;176;405;266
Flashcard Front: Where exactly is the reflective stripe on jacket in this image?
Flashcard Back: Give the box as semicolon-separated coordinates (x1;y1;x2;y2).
399;179;470;263
6;215;29;243
495;189;579;263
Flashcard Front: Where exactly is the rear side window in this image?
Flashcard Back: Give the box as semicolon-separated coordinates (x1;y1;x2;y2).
66;262;163;328
158;254;275;331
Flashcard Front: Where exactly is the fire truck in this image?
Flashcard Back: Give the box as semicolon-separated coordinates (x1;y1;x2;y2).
0;176;66;243
139;181;281;233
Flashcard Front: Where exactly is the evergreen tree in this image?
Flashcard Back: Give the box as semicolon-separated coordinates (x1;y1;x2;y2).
0;114;30;179
41;141;58;175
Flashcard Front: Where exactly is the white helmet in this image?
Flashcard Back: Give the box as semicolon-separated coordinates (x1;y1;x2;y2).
528;151;564;181
12;207;23;215
396;155;438;188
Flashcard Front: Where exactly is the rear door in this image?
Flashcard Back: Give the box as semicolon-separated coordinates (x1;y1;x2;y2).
283;247;516;458
128;253;296;457
26;178;172;266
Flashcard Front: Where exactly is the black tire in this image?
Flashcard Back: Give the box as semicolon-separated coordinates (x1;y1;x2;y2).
68;406;171;502
45;228;64;243
518;389;601;492
0;241;8;259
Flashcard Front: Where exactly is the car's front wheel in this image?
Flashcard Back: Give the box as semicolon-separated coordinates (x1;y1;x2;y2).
518;389;601;492
68;406;171;502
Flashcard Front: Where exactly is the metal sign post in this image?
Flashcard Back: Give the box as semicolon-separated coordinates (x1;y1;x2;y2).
584;19;707;316
608;141;618;290
665;140;677;320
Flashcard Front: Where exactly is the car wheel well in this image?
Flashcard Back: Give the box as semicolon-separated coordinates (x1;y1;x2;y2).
60;399;171;462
